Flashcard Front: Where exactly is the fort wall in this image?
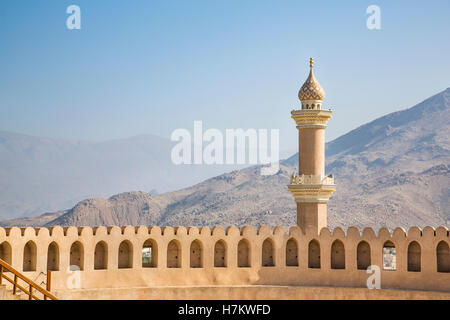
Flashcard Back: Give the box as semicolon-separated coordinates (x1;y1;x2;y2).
53;285;450;300
0;224;449;295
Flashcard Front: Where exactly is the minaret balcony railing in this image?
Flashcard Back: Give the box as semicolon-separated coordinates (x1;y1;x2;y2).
291;109;332;128
289;174;334;185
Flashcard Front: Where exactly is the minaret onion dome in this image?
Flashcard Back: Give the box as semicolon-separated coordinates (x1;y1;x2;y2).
298;58;325;110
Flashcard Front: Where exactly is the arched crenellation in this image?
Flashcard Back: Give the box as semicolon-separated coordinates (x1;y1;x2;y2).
286;238;298;267
0;241;12;265
308;239;320;269
238;239;251;268
190;240;203;268
70;241;84;271
382;240;396;271
23;240;37;272
214;240;227;267
142;239;157;268
0;225;449;293
437;241;450;273
262;238;275;267
47;241;60;271
407;241;421;272
357;241;371;270
331;240;345;269
94;241;108;270
167;240;181;268
118;240;133;269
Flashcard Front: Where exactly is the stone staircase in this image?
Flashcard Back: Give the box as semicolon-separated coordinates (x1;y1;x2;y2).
0;284;24;300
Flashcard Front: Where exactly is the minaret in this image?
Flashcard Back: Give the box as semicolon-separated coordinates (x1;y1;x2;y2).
288;58;335;234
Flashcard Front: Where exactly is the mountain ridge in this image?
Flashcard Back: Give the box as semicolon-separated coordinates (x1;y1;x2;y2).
1;88;449;229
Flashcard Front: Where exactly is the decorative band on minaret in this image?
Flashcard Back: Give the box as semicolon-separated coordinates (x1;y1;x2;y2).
288;58;336;234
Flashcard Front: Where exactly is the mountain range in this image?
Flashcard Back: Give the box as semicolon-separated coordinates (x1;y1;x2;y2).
0;132;243;221
1;88;449;230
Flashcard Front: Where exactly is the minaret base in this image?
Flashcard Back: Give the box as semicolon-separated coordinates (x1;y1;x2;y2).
297;202;327;234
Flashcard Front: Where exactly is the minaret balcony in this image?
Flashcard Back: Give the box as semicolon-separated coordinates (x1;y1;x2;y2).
288;174;336;203
291;109;332;129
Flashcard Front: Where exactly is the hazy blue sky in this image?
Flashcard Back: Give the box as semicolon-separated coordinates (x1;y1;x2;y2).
0;0;449;157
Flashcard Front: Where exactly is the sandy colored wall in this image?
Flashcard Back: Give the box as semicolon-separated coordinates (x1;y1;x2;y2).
52;285;450;300
0;225;449;293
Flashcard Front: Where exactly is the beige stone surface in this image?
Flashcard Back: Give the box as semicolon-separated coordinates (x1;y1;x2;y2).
53;285;450;300
0;224;449;296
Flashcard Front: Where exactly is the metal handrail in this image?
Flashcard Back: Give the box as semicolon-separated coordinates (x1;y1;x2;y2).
0;258;58;300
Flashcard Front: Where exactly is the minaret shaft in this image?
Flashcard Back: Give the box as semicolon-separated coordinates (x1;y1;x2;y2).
298;128;325;176
297;126;327;233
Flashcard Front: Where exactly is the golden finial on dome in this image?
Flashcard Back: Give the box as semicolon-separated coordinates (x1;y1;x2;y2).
310;58;313;69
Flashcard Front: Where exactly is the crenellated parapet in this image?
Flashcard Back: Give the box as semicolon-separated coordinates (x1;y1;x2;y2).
0;224;449;293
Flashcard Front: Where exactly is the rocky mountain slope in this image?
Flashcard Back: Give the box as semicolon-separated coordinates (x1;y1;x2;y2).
1;88;449;230
324;86;450;228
